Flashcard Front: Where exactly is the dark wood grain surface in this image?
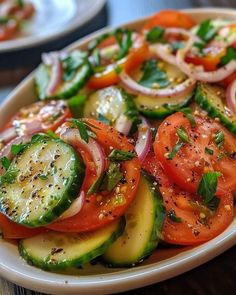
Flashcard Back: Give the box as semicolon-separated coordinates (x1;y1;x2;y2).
1;0;236;294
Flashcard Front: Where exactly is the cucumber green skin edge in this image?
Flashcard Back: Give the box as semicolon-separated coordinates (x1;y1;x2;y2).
195;84;236;135
137;94;193;119
18;218;126;271
102;171;166;267
35;63;92;100
0;138;85;228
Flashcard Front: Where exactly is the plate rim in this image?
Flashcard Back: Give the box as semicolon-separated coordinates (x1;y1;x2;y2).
1;7;236;295
0;0;106;53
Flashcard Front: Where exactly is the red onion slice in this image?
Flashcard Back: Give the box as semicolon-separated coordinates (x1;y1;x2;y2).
119;71;196;98
115;114;132;135
60;125;106;178
176;36;236;82
58;191;85;220
0;127;17;144
226;79;236;114
135;117;152;163
42;52;63;97
150;44;177;66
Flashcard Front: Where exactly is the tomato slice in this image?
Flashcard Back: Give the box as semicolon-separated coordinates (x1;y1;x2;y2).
47;119;141;233
185;47;226;71
143;10;195;30
0;20;18;41
87;36;149;89
154;112;236;195
3;100;71;136
142;152;234;245
0;213;44;239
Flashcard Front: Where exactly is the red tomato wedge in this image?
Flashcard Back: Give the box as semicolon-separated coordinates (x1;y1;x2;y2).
143;10;196;30
154;112;236;195
87;36;149;89
47;119;141;233
0;213;44;239
142;152;234;245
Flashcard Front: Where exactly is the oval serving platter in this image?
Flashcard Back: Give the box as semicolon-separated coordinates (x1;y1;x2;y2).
1;8;236;295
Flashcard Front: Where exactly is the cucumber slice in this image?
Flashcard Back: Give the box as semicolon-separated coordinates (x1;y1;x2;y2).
36;63;92;100
19;218;125;271
83;86;138;125
103;171;165;267
135;92;193;119
0;136;85;227
195;83;236;134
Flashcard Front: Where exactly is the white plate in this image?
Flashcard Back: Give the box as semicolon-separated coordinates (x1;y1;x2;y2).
1;8;236;295
0;0;106;53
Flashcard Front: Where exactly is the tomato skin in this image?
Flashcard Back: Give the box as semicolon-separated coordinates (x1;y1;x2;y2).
142;152;234;245
219;72;236;88
154;112;236;195
47;119;141;233
185;47;226;71
87;37;149;89
0;213;44;239
143;10;195;30
0;20;18;41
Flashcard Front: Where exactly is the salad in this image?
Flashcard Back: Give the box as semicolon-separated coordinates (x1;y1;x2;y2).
0;0;35;41
0;10;236;272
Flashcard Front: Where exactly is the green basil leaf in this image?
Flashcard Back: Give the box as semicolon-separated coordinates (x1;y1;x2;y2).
146;27;165;43
205;147;214;155
108;149;135;161
197;171;221;204
220;47;236;66
214;130;224;148
176;125;191;144
100;162;123;192
167;209;182;223
207;196;220;213
168;140;184;160
11;143;27;155
1;157;10;171
139;59;170;89
196;19;217;42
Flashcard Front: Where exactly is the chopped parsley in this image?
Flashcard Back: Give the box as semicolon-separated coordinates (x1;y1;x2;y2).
205;147;214;155
1;157;10;171
139;59;170;89
146;27;165;43
91;48;101;67
220;47;236;66
0;166;19;186
178;108;196;127
168;140;184;160
176;125;191;144
214;130;224;148
196;19;217;42
197;171;221;204
62;50;87;81
108;149;136;161
115;29;133;60
69;119;96;143
167;209;182;223
11;143;27;155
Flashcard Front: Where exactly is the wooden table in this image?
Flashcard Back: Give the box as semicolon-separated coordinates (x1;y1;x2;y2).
1;0;236;294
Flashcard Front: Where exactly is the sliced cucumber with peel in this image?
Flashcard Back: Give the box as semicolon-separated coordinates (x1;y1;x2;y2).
36;63;92;100
103;171;165;267
83;86;138;125
0;136;85;227
195;83;236;134
19;218;125;271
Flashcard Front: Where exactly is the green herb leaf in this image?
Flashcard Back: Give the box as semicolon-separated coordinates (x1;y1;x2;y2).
1;157;10;171
0;17;10;24
197;171;221;204
16;0;24;7
167;209;182;223
168;140;184;160
139;59;170;89
108;149;135;161
176;125;191;144
205;147;214;155
101;162;123;192
11;143;27;155
220;47;236;66
46;130;59;139
115;29;133;60
87;173;105;195
178;108;196;127
217;152;227;161
196;19;217;42
214;130;224;148
69;119;89;143
68;95;86;118
62;50;87;81
146;27;165;43
0;166;19;186
92;48;101;67
171;41;185;51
